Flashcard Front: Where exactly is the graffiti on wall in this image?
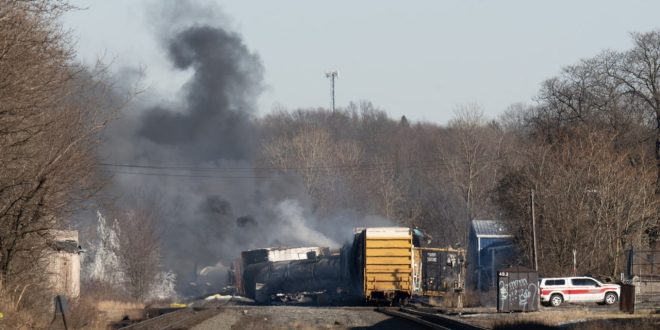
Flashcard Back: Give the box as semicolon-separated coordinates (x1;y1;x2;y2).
498;273;538;311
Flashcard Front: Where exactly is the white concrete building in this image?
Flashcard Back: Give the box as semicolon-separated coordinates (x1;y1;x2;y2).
47;230;82;298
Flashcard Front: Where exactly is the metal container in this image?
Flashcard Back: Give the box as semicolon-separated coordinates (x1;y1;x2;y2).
620;283;635;314
413;247;465;296
497;266;539;312
423;250;443;292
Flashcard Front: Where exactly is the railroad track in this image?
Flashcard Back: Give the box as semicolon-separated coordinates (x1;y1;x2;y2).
119;307;220;330
376;307;488;330
120;297;235;330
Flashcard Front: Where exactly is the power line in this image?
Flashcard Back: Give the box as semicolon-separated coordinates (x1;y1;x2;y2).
98;156;500;173
99;170;272;180
98;156;503;180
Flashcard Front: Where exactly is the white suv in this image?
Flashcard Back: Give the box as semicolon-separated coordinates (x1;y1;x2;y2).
539;277;620;307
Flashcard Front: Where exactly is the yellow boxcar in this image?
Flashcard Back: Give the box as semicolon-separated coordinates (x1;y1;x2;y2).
361;227;413;302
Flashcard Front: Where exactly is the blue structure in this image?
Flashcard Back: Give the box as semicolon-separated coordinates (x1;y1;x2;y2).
468;220;515;291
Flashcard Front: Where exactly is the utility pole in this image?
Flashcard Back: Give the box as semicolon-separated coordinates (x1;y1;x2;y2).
531;189;538;271
572;249;577;276
325;71;338;111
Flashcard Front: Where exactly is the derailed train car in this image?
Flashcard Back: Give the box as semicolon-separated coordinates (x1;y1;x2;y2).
228;247;333;300
230;227;462;305
350;227;413;303
413;247;465;297
246;253;346;303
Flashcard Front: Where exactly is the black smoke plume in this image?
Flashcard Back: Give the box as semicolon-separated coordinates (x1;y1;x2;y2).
138;25;261;162
98;1;388;296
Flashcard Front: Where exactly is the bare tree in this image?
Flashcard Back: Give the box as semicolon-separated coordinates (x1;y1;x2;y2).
599;31;660;248
497;129;656;276
262;124;361;214
259;106;503;247
610;31;660;194
0;0;112;284
443;104;505;245
111;192;164;301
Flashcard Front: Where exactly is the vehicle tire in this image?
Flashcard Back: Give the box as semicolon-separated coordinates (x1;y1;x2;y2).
550;294;563;307
604;292;618;305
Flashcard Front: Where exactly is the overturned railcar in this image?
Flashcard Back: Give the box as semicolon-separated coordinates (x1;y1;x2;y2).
247;254;347;304
232;246;351;303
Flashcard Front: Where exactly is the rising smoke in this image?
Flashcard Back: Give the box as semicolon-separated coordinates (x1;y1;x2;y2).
138;24;260;162
98;1;389;296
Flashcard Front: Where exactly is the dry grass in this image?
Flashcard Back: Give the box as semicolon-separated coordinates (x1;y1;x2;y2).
0;280;149;330
95;300;144;311
76;280;148;327
81;280;130;302
94;299;145;323
491;309;595;328
0;284;50;329
0;286;114;330
491;316;660;330
463;289;483;307
62;298;108;330
465;307;660;330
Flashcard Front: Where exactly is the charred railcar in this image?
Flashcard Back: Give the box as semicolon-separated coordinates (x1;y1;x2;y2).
230;247;332;298
246;253;348;303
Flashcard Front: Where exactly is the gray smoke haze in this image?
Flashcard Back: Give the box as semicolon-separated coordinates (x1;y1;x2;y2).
99;1;390;296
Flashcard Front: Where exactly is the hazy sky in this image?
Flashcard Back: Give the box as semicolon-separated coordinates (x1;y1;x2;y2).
63;0;660;124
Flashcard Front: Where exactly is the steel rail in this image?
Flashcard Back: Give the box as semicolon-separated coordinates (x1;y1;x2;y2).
119;308;190;330
120;298;232;330
377;307;488;330
376;307;451;330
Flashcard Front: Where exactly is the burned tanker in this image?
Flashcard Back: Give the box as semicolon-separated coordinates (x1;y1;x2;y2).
229;246;351;303
246;253;347;303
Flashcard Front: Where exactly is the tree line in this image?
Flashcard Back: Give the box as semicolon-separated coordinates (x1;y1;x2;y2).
1;2;659;323
258;31;660;278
